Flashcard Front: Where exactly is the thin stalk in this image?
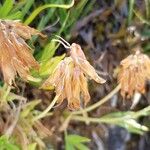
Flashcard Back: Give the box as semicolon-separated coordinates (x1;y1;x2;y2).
59;114;73;131
24;0;74;25
133;10;150;25
72;84;121;115
33;95;59;121
145;0;150;19
71;115;122;124
2;84;11;102
128;0;135;25
72;116;101;123
80;107;89;125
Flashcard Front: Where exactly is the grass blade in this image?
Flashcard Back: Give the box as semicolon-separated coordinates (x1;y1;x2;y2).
0;0;13;18
128;0;135;25
24;0;74;25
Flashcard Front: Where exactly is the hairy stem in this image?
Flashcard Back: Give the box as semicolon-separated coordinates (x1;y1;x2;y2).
71;115;121;124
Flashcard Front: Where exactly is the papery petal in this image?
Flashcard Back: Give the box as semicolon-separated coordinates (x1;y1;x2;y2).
64;63;73;106
70;43;106;84
68;98;80;110
0;20;43;85
78;58;106;83
79;73;90;106
6;20;46;39
1;60;16;85
70;43;86;62
72;67;81;98
9;32;39;69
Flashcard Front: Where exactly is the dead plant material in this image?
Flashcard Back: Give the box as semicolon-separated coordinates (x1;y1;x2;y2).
118;48;150;98
0;20;45;85
42;43;106;110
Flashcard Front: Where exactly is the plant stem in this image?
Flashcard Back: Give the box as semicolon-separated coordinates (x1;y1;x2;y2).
72;116;101;123
80;107;89;125
128;0;135;25
24;0;74;25
145;0;150;19
2;84;11;102
72;84;121;115
59;114;73;131
33;95;59;121
71;115;121;124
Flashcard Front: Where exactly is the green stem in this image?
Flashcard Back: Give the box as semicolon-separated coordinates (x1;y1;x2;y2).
133;10;150;25
80;107;89;125
71;115;121;124
72;84;121;115
145;0;150;19
33;95;59;121
128;0;135;25
24;0;74;25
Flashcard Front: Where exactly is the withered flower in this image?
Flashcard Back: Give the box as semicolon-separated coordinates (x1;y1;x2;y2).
0;20;45;85
42;43;106;110
118;50;150;98
70;43;106;83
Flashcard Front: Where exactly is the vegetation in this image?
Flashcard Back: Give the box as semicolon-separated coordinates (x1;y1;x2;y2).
0;0;150;150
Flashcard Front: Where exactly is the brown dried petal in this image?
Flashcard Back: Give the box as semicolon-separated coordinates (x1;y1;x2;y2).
64;61;73;107
9;32;39;69
6;20;46;39
79;72;90;106
78;58;106;83
70;43;106;84
72;66;81;101
42;43;106;110
0;20;42;84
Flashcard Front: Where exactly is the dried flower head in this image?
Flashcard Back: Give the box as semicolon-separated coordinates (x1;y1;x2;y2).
0;20;45;85
70;43;106;83
42;42;106;110
118;50;150;98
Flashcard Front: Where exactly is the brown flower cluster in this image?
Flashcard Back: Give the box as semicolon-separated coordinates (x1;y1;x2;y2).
0;20;44;85
118;50;150;98
42;43;106;110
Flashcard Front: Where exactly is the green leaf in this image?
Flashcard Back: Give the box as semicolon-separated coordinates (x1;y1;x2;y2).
67;135;90;144
0;136;20;150
21;0;35;19
65;134;90;150
100;111;149;134
65;0;88;29
75;143;89;150
66;142;76;150
39;41;59;62
115;120;148;135
6;11;22;19
27;143;37;150
0;0;13;18
21;100;41;118
39;54;65;77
